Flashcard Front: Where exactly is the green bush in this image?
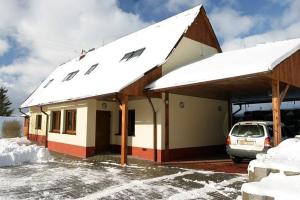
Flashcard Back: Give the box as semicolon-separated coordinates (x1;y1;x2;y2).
1;120;22;138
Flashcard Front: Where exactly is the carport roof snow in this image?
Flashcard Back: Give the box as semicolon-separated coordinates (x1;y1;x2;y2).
147;38;300;91
20;5;203;108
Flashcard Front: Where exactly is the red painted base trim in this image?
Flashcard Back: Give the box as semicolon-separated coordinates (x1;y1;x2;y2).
28;134;225;162
28;133;46;145
48;141;95;158
111;144;225;162
110;145;164;162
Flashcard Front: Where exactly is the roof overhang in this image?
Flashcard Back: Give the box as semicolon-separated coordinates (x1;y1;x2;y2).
147;39;300;104
149;72;300;104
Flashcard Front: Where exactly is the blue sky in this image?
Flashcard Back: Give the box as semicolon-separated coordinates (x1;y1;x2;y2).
0;0;299;114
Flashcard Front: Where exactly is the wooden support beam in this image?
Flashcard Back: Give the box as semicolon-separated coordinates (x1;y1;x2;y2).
164;92;169;161
228;98;233;131
272;79;282;146
120;94;128;165
280;84;290;104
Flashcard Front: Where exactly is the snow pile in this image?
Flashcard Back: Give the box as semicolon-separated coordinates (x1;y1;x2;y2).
242;173;300;200
249;138;300;173
0;137;51;167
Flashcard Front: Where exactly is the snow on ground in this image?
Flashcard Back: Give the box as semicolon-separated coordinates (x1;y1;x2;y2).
0;137;51;167
248;138;300;173
242;137;300;199
242;172;300;200
0;154;246;199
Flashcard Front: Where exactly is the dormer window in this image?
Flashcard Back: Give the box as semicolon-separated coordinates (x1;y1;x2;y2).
63;70;79;81
44;79;54;88
120;47;145;62
85;63;98;75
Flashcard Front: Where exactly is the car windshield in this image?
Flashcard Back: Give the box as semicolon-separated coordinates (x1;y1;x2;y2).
231;124;265;137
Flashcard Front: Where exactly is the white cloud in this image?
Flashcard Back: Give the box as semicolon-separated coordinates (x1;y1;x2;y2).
210;7;258;41
166;0;207;13
0;0;149;114
222;21;300;51
221;0;300;51
0;39;9;55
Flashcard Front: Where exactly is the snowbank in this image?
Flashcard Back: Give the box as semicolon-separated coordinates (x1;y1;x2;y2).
242;173;300;200
0;137;52;167
249;138;300;173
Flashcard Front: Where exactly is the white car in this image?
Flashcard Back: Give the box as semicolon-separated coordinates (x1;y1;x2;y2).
226;121;290;163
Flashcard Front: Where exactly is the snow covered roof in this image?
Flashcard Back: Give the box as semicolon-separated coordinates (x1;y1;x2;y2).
147;38;300;90
21;5;203;108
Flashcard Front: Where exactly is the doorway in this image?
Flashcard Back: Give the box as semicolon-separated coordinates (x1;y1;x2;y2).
95;110;111;153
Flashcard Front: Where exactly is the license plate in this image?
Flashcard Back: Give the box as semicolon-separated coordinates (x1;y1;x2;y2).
238;140;255;145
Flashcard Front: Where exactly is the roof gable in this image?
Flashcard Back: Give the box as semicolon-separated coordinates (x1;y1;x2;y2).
184;7;221;52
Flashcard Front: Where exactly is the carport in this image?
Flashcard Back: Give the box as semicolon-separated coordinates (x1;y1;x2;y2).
147;38;300;147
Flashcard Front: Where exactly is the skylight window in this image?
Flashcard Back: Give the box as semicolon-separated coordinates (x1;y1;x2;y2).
85;63;99;75
120;47;146;62
63;70;79;81
43;79;54;88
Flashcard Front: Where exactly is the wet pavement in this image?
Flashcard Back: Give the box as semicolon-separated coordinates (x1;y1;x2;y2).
0;153;247;199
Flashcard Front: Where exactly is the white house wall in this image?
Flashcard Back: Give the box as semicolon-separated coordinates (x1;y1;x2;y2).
162;37;218;75
29;100;90;147
29;108;47;137
104;98;164;150
169;93;228;149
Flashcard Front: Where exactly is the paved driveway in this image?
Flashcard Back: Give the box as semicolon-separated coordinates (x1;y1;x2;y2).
0;153;247;199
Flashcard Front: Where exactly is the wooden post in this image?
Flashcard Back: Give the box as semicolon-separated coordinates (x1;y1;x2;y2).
272;79;281;146
228;98;233;131
164;92;169;161
120;95;128;165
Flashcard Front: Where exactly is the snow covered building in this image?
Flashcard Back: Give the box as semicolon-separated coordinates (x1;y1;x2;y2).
20;5;227;164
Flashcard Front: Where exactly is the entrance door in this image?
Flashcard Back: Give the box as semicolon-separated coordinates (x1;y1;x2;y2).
95;111;111;153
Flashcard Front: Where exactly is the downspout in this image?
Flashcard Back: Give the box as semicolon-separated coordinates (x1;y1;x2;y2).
146;94;157;162
19;108;28;117
40;106;49;148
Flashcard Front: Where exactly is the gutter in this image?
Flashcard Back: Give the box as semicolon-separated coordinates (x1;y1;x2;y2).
146;94;158;162
40;106;49;148
19;108;29;117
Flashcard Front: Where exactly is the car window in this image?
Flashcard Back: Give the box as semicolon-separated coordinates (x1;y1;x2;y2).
231;125;265;137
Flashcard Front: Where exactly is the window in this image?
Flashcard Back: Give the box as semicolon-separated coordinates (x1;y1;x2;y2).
44;79;54;88
35;115;42;129
120;47;145;62
63;70;79;81
231;125;264;137
120;52;134;61
118;110;135;136
51;111;61;133
132;48;145;57
85;63;98;75
65;110;76;134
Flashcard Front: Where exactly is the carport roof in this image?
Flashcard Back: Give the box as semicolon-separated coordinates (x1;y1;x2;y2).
147;38;300;91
